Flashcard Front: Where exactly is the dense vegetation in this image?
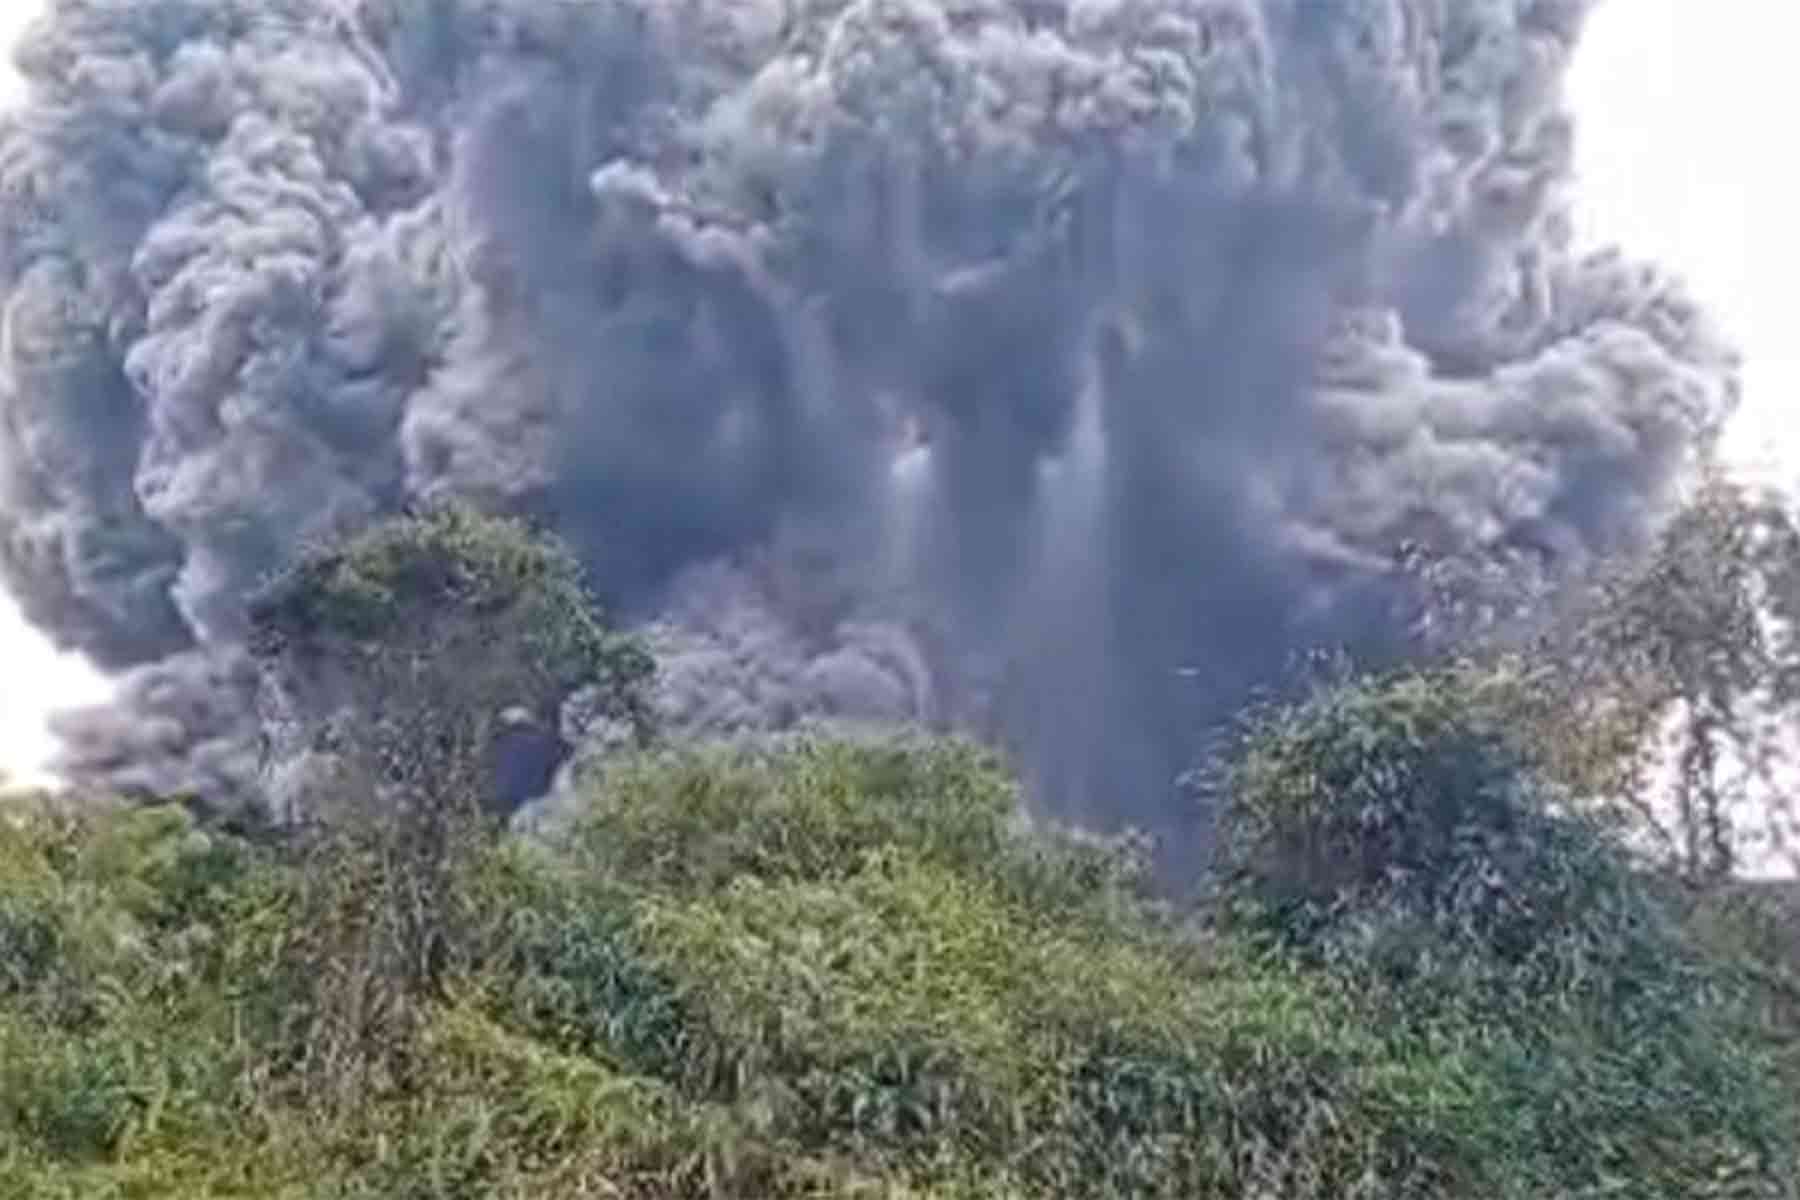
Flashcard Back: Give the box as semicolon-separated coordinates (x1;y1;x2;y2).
3;507;1799;1197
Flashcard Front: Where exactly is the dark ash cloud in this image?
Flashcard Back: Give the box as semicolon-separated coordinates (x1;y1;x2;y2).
0;0;1736;863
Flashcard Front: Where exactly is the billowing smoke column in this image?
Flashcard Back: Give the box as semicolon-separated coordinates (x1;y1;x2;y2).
0;0;1735;857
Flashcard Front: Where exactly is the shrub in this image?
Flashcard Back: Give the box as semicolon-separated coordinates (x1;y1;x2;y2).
1215;665;1798;1192
1218;665;1656;966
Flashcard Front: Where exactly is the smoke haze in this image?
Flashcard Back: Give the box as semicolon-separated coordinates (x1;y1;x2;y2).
0;0;1736;858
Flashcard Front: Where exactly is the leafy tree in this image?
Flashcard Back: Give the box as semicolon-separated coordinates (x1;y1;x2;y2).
1513;473;1800;881
1213;663;1668;983
1212;664;1795;1191
1399;469;1800;882
241;504;654;1101
246;503;654;827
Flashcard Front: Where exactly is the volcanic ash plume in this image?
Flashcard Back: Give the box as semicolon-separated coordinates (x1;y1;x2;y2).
0;0;1736;856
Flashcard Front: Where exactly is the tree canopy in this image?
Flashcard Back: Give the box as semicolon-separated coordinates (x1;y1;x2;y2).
245;504;654;824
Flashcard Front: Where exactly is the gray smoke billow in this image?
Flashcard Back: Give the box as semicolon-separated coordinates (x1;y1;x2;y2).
0;0;1735;859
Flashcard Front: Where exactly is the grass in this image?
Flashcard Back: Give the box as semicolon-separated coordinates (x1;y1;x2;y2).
1;733;1795;1197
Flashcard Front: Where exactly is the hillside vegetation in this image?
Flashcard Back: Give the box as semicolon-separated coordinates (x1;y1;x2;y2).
3;508;1799;1198
2;733;1797;1197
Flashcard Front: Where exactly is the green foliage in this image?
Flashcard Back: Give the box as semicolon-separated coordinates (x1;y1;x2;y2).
1679;881;1800;1092
547;737;1153;909
235;507;660;1109
248;504;646;692
1218;664;1642;964
1216;665;1797;1195
3;736;1794;1198
1582;473;1800;879
0;801;277;1190
1430;472;1800;881
246;503;655;820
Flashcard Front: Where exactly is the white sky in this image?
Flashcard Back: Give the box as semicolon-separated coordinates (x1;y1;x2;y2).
0;3;113;783
1566;1;1800;486
0;0;1795;783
